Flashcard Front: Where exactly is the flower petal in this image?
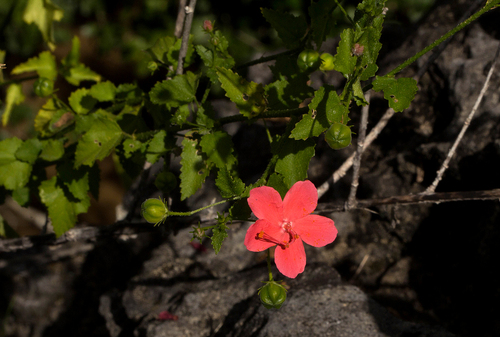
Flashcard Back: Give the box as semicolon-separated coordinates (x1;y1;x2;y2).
283;180;318;221
274;237;306;278
244;219;287;252
248;185;283;224
293;214;337;247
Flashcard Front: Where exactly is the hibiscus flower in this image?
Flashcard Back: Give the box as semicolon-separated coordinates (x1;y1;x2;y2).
244;180;338;278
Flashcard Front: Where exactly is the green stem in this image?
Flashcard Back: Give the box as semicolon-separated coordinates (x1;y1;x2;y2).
334;0;357;28
167;197;240;217
0;74;38;87
267;249;274;281
386;0;500;79
235;48;301;71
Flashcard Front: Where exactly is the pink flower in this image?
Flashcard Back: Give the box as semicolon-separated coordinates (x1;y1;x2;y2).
244;180;338;278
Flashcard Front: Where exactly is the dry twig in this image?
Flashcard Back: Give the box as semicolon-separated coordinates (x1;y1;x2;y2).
424;41;500;194
176;0;197;75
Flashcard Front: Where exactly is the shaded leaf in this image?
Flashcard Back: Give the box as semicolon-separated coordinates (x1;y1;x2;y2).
23;0;63;50
372;76;418;112
2;83;25;126
275;138;315;188
179;135;210;200
149;71;198;109
261;8;307;49
216;167;245;198
11;51;57;80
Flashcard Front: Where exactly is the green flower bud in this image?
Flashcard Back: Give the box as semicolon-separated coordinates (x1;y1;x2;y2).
147;61;158;74
141;198;168;225
33;77;54;97
297;49;320;72
319;52;335;72
325;122;352;150
259;281;287;309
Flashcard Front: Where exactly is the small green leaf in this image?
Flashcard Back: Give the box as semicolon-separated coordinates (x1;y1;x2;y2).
146;130;173;164
200;131;237;169
68;88;97;115
372;76;418;112
216;167;245;198
179;135;210;201
11;51;57;80
149;71;199;109
15;138;43;164
23;0;63;50
90;81;116;102
40;139;65;161
62;36;80;68
2;83;25;126
333;28;356;78
261;8;307;49
65;63;101;86
74;112;123;167
275;138;315;188
267;173;288;199
217;67;267;118
211;214;229;254
122;138;143;158
0;138;32;190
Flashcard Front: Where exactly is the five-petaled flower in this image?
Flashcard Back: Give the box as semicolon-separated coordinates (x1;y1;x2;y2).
244;180;338;278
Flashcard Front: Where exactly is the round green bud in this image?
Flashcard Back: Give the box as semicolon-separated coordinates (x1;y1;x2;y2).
33;77;54;97
141;198;168;224
259;281;287;309
319;52;335;72
297;49;320;72
147;61;158;73
325;122;352;150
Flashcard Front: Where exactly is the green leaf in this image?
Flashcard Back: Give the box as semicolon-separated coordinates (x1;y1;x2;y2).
147;35;195;70
261;8;307;49
62;36;80;68
15;138;43;164
179;135;210;200
372;76;418;112
0;138;32;190
39;177;77;237
200;131;237;169
68;88;97;115
74;112;123;167
90;81;116;102
122;138;143;158
2;83;25;126
146;130;173;164
308;0;338;49
65;63;102;86
149;71;199;109
333;28;356;78
211;214;229;254
40;139;65;161
23;0;63;51
275;138;315;188
267;173;288;199
217;67;267;118
34;98;61;135
11;51;57;80
215;168;245;199
154;171;177;194
12;187;30;206
291;86;348;140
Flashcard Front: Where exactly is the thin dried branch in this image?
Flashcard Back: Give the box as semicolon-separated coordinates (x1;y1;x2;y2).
176;0;197;75
174;0;188;39
424;41;500;194
346;92;371;209
316;188;500;214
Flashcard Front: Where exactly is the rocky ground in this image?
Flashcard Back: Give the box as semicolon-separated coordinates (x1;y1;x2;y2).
2;0;500;336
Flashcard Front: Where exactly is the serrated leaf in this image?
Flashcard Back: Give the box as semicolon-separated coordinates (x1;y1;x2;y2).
12;187;30;206
57;161;91;203
2;83;25;126
333;28;356;78
68;88;97;115
90;81;116;102
216;167;245;198
372;76;418;112
149;71;198;109
39;176;87;237
65;63;101;86
196;103;215;129
308;0;338;49
0;138;32;190
11;51;57;80
146;130;172;164
275;138;315;188
23;0;63;51
267;173;288;199
217;67;267;118
15;138;43;164
261;8;307;49
40;139;65;161
122;138;143;158
179;135;210;200
34;98;59;135
62;36;80;68
74;112;123;167
352;79;368;106
211;216;229;255
200;131;237;169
